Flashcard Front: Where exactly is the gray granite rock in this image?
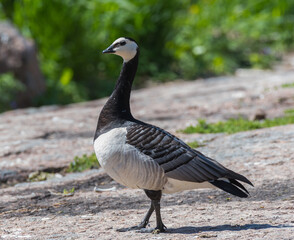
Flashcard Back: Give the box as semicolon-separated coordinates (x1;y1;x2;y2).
1;56;294;176
0;21;45;107
1;56;294;239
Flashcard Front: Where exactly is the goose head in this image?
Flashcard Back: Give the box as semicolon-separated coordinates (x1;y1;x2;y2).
102;37;138;62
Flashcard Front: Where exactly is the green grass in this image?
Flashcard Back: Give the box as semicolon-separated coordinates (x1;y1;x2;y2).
28;171;56;182
182;115;294;134
67;153;99;173
187;141;206;148
63;187;75;195
282;82;294;88
284;109;294;115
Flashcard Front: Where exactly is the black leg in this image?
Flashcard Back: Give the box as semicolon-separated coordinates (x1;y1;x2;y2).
116;198;154;232
144;190;167;232
117;189;166;233
137;202;154;228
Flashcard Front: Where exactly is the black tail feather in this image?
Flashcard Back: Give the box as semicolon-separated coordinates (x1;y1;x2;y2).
210;179;250;198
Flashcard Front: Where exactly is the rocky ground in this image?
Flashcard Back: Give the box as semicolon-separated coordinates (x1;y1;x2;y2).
1;56;294;239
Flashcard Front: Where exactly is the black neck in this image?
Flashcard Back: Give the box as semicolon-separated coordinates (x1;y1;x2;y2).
95;51;139;134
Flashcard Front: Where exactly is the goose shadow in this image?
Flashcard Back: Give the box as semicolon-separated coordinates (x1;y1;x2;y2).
165;223;292;234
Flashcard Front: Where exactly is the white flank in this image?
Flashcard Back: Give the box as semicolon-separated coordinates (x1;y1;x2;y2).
163;178;216;194
94;127;166;190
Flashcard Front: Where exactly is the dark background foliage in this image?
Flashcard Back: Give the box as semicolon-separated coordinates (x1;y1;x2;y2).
0;0;294;112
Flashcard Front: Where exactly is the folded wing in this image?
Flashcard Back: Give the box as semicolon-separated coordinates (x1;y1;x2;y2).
126;122;253;197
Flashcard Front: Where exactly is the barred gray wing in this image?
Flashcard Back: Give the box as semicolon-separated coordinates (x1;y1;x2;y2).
126;123;236;183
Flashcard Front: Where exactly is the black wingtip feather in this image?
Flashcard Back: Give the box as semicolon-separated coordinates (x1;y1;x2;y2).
210;179;249;198
229;178;249;194
227;170;254;187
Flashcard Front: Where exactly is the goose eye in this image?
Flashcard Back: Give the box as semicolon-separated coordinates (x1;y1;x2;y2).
120;41;126;46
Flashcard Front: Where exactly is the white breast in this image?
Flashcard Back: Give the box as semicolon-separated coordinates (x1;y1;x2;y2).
94;127;166;190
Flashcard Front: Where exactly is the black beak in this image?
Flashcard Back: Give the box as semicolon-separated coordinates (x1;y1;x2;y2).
102;45;115;54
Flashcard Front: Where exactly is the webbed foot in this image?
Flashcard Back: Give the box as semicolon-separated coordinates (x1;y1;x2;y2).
153;222;167;233
116;221;149;232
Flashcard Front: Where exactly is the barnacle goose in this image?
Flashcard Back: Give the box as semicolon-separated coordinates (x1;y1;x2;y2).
94;37;253;232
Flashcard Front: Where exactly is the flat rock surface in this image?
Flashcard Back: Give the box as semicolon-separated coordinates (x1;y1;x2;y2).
1;56;294;239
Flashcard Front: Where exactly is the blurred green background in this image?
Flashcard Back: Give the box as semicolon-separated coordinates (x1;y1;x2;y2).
1;0;294;112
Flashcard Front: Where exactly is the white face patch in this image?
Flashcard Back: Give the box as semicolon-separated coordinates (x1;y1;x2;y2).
110;37;138;62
